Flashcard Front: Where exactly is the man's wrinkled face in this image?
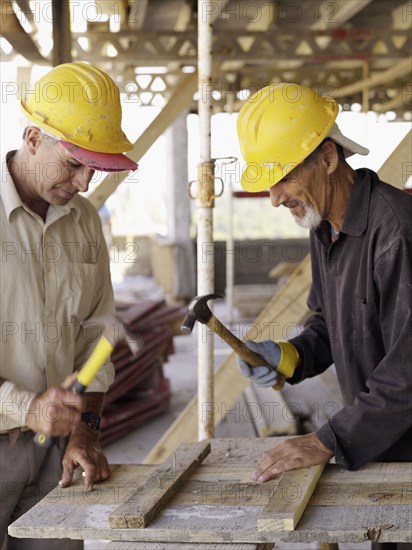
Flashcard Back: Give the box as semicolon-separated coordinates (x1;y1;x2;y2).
269;148;329;229
22;128;96;207
33;138;95;205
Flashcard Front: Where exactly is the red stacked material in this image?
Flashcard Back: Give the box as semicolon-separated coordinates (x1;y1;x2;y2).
100;299;186;447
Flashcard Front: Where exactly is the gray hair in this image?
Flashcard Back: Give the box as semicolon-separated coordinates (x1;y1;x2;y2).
22;124;59;147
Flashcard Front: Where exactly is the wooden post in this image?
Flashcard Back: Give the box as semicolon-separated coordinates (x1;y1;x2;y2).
52;0;72;65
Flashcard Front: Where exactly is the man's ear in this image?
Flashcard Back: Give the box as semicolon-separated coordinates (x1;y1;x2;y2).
24;126;43;154
320;140;339;175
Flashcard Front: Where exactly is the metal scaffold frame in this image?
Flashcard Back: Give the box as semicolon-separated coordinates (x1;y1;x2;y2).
196;0;215;440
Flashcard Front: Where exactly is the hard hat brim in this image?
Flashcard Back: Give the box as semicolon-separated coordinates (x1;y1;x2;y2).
59;141;138;172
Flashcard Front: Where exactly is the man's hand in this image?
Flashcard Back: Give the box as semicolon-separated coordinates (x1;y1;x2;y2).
237;340;300;388
25;373;82;436
252;433;334;482
60;422;110;491
237;340;281;387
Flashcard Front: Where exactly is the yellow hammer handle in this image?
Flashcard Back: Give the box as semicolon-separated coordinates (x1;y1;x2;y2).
76;335;114;388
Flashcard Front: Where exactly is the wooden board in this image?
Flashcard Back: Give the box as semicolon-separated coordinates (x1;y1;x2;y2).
242;384;298;437
258;463;325;531
106;543;274;549
8;438;412;544
377;129;412;190
109;442;210;528
144;256;312;464
268;262;297;280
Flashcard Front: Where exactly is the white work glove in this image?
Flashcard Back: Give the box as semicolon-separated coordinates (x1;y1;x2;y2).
237;340;281;388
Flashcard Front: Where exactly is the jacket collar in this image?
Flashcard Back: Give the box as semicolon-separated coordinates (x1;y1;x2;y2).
341;168;374;237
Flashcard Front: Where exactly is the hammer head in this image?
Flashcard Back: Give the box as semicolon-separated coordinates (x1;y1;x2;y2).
181;294;223;334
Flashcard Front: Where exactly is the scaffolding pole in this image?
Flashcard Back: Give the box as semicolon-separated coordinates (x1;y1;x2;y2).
225;93;236;324
197;0;215;440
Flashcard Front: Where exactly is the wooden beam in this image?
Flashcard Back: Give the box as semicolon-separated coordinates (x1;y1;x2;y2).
0;0;47;63
106;543;274;549
109;441;211;529
128;0;149;30
377;130;412;190
374;93;411;112
334;59;412;98
258;464;325;531
88;72;197;210
14;0;38;32
52;0;72;65
144;255;312;464
311;0;373;30
242;383;298;437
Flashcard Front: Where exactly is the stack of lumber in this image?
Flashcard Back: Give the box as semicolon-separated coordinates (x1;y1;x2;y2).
100;299;186;446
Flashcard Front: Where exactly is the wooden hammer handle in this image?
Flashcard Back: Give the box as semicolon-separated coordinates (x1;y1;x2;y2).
207;315;285;390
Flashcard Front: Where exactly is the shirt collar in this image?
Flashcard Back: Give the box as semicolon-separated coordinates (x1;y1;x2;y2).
1;152;81;223
46;202;81;225
341;168;373;237
1;151;23;219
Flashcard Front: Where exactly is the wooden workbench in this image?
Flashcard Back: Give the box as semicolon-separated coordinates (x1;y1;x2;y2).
8;438;412;546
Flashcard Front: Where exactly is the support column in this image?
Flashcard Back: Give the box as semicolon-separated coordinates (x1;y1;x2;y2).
197;0;215;440
165;112;196;300
52;0;72;65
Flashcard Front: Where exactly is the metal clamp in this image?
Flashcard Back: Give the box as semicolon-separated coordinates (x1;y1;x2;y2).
188;157;237;204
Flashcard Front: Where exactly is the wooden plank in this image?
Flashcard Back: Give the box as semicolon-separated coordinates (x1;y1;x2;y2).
313;481;412;506
242;384;298;437
109;442;211;529
268;261;297;280
377;129;412;190
9;499;411;544
144;256;312;464
232;284;279;318
106;542;274;549
214;393;257;439
258;464;325;531
334;59;412;98
9;439;411;544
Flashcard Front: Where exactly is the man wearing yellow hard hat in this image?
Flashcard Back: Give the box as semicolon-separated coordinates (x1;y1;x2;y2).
1;62;137;549
236;84;412;503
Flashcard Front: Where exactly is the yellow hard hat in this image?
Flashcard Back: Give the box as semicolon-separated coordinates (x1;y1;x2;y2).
20;62;137;171
237;83;339;192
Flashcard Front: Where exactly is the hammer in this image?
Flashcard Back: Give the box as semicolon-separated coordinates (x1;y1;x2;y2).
181;294;285;390
34;314;141;447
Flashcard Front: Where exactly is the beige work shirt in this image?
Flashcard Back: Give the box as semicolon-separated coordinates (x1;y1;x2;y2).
1;152;115;430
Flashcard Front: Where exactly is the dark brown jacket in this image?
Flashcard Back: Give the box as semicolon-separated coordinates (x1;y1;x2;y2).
290;169;412;469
